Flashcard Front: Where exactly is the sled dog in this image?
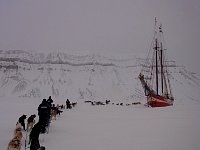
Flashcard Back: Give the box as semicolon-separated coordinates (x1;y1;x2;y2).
7;136;21;150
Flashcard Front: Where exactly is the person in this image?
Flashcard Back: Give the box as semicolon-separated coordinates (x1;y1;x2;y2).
29;122;42;150
47;96;53;108
66;99;71;109
18;114;27;130
38;99;51;133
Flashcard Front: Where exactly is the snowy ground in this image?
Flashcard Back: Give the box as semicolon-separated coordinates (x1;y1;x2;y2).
1;96;200;150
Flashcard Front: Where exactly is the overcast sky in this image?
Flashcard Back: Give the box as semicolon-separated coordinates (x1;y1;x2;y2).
0;0;200;73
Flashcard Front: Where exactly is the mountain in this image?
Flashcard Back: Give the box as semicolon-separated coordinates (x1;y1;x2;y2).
0;50;200;104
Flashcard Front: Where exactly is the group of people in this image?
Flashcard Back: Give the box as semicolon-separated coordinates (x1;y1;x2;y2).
12;96;54;150
29;96;54;150
8;96;76;150
29;97;76;149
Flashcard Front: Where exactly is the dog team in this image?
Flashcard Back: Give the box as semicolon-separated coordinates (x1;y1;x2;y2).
7;96;74;150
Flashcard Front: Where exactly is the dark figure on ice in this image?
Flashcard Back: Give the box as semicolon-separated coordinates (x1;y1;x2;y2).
29;122;42;150
18;114;27;130
66;99;71;109
106;100;110;104
47;96;53;108
57;108;63;115
38;99;51;133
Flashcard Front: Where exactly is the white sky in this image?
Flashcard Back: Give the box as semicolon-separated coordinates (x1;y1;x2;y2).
0;0;200;73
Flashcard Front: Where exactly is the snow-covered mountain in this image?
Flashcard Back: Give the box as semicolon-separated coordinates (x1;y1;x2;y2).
0;50;200;104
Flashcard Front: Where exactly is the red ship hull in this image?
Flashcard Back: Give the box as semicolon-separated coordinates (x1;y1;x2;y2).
147;94;173;107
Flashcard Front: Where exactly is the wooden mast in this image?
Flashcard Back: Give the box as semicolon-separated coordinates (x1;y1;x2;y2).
160;43;164;94
154;17;159;95
155;39;159;95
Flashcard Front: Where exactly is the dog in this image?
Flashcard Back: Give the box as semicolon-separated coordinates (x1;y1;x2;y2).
57;109;63;115
51;109;57;120
71;102;77;107
60;104;65;109
17;114;27;131
27;114;36;132
132;102;141;105
14;125;23;140
7;136;21;150
27;122;35;132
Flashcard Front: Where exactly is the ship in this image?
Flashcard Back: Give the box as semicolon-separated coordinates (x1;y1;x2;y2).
139;18;174;107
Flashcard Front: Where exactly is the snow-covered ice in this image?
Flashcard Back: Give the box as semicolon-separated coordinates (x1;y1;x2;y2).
1;96;200;150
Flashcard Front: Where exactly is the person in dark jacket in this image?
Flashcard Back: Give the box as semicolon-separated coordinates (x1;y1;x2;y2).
29;122;42;150
38;99;51;133
38;99;51;117
47;96;53;108
66;99;72;109
18;114;27;130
